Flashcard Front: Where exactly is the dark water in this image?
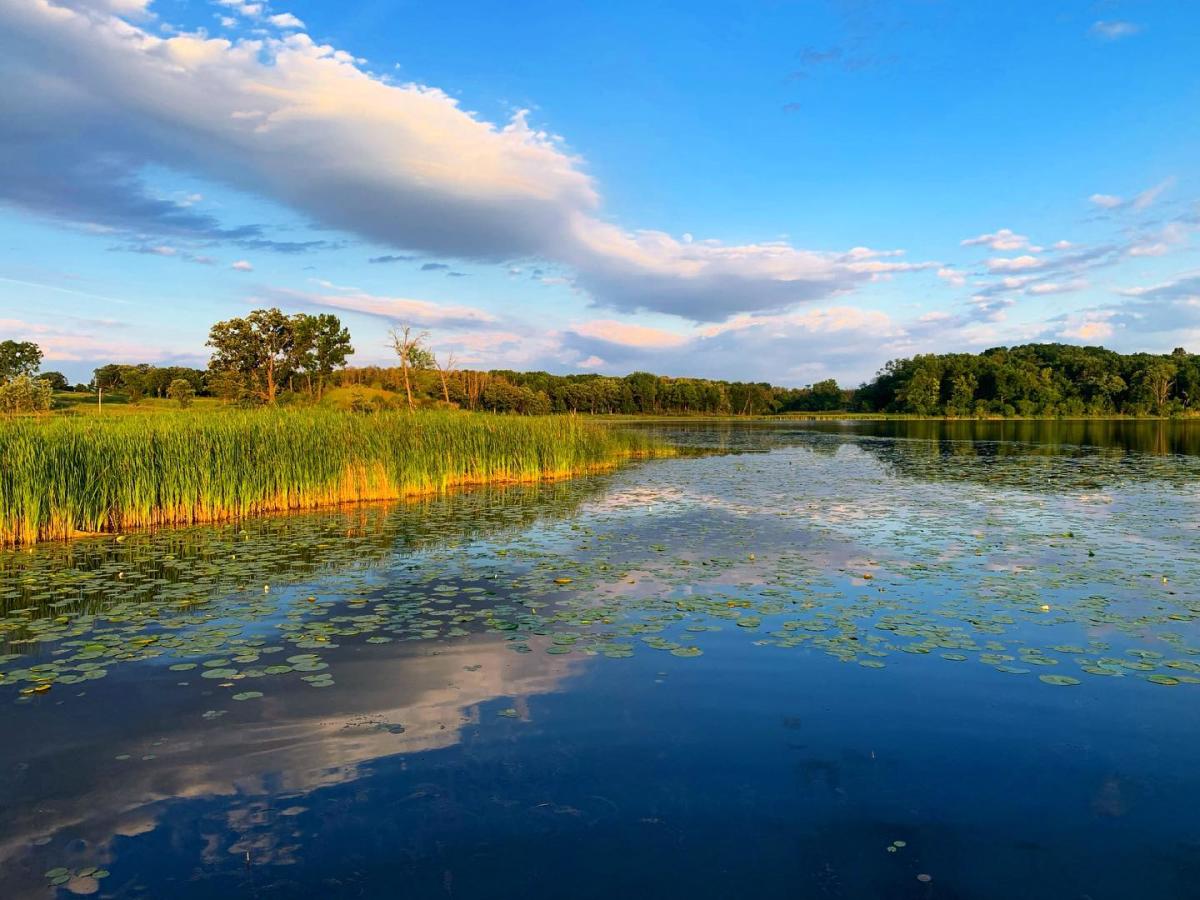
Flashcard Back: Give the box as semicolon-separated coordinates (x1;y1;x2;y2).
3;421;1200;899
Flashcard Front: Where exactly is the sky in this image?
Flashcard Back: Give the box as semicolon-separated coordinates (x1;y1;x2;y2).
1;0;1198;387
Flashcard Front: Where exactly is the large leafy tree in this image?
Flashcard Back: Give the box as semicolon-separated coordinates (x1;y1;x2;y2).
208;309;354;404
37;371;69;391
0;340;42;382
292;313;354;399
207;308;297;405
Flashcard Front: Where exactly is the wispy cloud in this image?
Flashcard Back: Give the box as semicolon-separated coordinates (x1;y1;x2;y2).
260;285;498;328
961;228;1029;252
985;255;1044;273
1088;178;1175;213
0;276;134;307
570;320;689;348
0;316;191;363
1089;20;1142;41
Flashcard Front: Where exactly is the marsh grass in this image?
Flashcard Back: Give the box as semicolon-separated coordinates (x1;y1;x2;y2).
0;410;668;545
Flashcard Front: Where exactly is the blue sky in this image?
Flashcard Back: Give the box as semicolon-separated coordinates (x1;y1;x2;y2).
1;0;1197;385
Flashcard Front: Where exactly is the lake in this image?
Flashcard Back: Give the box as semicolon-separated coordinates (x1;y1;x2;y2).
3;420;1200;899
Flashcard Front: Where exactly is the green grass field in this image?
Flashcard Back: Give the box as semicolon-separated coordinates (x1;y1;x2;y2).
0;409;668;545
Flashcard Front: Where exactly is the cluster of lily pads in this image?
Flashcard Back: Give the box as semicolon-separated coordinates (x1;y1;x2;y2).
44;865;110;890
3;424;1200;710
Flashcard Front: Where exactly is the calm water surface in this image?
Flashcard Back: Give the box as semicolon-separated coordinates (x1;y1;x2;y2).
3;421;1200;899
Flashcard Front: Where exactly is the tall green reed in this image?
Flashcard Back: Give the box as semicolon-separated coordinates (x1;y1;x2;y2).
0;410;667;545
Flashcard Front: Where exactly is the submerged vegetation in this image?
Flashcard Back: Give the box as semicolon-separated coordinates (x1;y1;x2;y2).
3;422;1199;705
0;410;667;545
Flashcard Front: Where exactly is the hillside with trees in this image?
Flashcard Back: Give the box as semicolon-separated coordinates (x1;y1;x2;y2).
856;344;1199;417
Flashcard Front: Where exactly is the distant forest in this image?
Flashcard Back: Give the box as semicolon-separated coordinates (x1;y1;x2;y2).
90;361;835;415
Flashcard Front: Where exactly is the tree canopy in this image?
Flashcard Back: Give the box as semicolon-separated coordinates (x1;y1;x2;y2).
0;340;42;382
856;344;1199;416
207;308;354;404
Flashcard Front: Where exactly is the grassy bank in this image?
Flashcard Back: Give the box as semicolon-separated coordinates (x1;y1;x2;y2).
0;410;668;546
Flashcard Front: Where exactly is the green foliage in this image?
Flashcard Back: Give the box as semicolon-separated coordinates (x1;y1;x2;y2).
321;386;403;412
332;367;845;415
38;371;70;391
92;364;206;399
0;340;42;381
166;378;196;408
207;307;295;404
208;308;354;404
0;410;668;544
0;375;53;414
292;313;354;398
859;344;1200;416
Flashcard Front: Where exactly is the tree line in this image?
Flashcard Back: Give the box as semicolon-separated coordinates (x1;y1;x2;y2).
5;310;1197;418
328;364;849;415
43;309;847;415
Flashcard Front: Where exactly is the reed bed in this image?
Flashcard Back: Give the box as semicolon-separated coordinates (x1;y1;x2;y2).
0;410;669;545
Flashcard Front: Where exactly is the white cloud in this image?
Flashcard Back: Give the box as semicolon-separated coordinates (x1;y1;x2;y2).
0;316;184;363
1120;273;1200;302
0;0;935;323
1089;20;1141;41
57;0;152;13
1027;279;1088;296
1132;177;1175;211
936;266;966;287
985;255;1043;273
1060;318;1114;341
260;285;497;327
217;0;262;17
1088;178;1175;213
961;228;1029;251
231;259;253;271
697;305;899;340
571;319;689;348
267;13;305;30
1128;222;1190;257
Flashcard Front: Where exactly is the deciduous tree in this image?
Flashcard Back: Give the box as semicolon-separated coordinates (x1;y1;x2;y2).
207;308;296;405
0;341;42;382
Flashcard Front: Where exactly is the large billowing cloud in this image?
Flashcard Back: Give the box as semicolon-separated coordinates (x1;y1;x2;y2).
0;0;933;322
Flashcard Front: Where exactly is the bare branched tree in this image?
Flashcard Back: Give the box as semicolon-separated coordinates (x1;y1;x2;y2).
434;349;458;405
388;325;430;412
